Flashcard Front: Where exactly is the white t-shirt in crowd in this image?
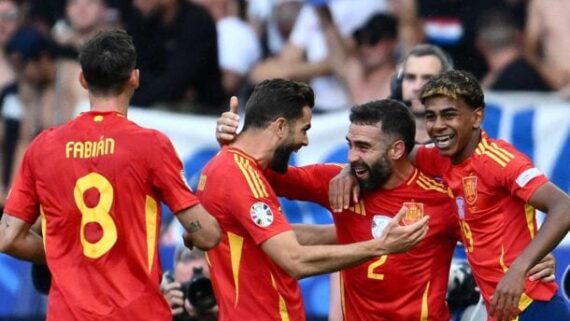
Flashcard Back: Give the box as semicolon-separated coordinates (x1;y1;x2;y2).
217;16;262;75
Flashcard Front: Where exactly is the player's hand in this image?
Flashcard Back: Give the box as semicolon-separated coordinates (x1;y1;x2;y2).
489;266;525;321
216;96;240;146
528;253;556;282
182;232;194;250
378;206;429;254
329;166;359;212
162;282;185;316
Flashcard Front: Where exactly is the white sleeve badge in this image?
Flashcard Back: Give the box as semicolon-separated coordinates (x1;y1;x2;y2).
515;168;542;188
250;202;274;227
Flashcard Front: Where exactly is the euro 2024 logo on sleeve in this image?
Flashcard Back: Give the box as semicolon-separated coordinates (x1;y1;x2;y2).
251;202;274;227
371;215;392;239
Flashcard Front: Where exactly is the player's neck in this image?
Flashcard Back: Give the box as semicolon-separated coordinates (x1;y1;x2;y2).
88;93;130;115
231;130;278;168
382;160;415;190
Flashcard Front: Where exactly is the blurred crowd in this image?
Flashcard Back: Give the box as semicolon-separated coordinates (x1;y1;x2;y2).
1;0;569;211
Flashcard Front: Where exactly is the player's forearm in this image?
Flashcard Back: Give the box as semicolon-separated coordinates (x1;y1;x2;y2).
291;239;385;279
179;204;221;250
292;224;337;245
0;229;45;263
511;201;570;273
0;214;46;263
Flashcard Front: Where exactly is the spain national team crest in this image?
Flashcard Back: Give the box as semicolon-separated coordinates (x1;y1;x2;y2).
250;202;274;227
402;202;424;225
462;176;478;205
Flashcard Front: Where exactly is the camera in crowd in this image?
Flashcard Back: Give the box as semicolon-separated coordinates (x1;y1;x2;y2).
163;267;216;313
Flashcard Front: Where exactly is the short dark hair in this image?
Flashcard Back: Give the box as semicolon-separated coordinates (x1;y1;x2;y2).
404;44;453;73
79;29;136;96
353;13;398;46
243;79;314;130
349;99;416;154
420;70;485;110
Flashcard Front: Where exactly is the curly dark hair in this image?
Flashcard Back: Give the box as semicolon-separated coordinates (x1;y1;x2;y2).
420;70;485;110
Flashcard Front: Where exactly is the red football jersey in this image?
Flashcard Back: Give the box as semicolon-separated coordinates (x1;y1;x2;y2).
415;130;558;312
196;147;305;321
5;111;199;321
268;164;459;321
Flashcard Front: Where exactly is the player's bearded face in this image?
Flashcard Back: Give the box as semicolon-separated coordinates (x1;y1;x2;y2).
351;148;393;190
270;135;297;173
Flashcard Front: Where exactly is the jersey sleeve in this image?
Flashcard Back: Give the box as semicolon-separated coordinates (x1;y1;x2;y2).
149;132;199;213
4;137;41;224
265;164;343;208
493;142;548;202
414;144;448;177
227;168;293;245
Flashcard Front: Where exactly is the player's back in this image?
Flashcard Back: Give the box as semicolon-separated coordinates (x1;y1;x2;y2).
28;111;172;320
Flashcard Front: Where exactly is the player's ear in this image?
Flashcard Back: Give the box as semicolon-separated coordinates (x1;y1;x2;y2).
389;139;406;160
273;117;288;139
129;69;140;89
79;71;88;90
472;106;484;129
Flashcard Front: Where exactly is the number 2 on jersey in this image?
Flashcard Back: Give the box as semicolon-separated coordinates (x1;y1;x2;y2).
367;255;388;280
74;172;117;259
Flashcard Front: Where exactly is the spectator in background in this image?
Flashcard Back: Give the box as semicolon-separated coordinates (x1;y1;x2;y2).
128;0;225;115
52;0;119;53
525;0;570;98
248;0;303;57
0;27;87;197
162;246;217;321
250;0;387;112
190;0;261;99
0;0;21;207
0;0;19;90
395;43;453;143
316;5;398;105
476;8;551;92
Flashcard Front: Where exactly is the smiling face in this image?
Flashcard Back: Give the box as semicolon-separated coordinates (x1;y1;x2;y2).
423;95;483;163
346;123;394;190
269;106;312;173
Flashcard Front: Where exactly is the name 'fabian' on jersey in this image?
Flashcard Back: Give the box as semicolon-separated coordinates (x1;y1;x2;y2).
65;137;115;159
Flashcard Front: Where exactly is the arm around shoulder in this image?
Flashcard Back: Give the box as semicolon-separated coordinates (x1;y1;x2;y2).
176;204;221;250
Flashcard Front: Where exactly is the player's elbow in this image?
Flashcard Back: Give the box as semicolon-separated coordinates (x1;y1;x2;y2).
279;252;309;280
193;220;221;250
0;227;16;254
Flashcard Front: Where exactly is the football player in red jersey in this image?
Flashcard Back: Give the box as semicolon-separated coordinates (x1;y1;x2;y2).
413;70;570;321
199;79;429;321
0;30;220;321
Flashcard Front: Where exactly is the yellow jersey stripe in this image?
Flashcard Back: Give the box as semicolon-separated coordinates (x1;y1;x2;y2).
483;150;508;167
228;232;244;307
421;281;430;321
499;246;509;272
340;272;347;321
418;172;446;189
249;166;269;198
234;155;260;198
491;141;514;159
481;138;513;164
417;176;449;194
518;293;534;312
270;273;291;321
524;205;535;239
205;251;211;267
239;156;264;197
145;196;158;273
40;207;47;249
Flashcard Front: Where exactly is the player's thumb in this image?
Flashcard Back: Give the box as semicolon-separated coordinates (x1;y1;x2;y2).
229;96;239;114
